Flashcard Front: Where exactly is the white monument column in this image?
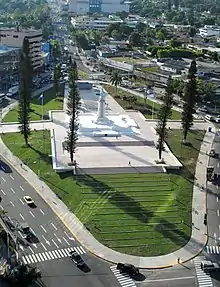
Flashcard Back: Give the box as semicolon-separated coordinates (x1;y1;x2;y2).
96;94;106;122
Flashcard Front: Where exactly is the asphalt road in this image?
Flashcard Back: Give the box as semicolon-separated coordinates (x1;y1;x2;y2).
0;156;120;287
135;261;197;287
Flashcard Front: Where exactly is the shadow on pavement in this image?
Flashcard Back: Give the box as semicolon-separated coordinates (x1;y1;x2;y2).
131;272;146;281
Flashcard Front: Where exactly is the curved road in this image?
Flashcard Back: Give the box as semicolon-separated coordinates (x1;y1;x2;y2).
0;155;120;287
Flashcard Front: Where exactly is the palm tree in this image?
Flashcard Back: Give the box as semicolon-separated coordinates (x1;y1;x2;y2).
110;71;122;97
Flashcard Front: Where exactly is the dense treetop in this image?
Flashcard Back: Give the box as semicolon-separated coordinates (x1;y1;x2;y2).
0;0;53;39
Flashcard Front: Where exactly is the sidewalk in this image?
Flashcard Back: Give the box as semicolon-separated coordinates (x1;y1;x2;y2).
0;112;215;268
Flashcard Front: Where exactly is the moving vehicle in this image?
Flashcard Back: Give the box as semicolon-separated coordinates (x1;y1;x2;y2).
23;196;35;206
209;149;216;157
69;250;85;267
20;222;32;240
7;85;19;97
205;114;213;121
201;260;220;272
116;263;139;275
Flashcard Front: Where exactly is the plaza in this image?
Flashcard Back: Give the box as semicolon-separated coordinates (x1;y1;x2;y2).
49;81;182;173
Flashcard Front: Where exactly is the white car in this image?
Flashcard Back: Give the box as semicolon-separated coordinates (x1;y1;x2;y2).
23;196;35;206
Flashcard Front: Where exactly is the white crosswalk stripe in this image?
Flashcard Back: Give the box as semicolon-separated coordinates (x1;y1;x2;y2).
194;256;213;287
206;245;220;254
22;246;86;264
110;265;136;287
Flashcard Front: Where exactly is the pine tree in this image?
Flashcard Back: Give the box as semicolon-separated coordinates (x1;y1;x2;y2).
18;37;32;146
181;60;197;143
156;76;173;161
65;60;81;164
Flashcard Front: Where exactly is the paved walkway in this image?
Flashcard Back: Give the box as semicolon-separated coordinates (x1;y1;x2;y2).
0;101;215;268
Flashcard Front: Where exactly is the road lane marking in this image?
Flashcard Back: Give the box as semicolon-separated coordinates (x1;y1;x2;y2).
0;205;3;210
20;186;24;191
63;237;70;245
52;239;59;249
29;211;35;218
10;175;14;180
218;210;220;216
1;177;5;182
10;201;15;207
28;246;34;254
218;162;220;168
10;188;15;194
40;225;47;233
41;242;47;251
42;235;50;245
143;276;194;283
40;209;45;215
214;232;217;243
54;233;62;243
64;231;75;241
217;196;219;203
33;244;37;249
18;231;25;238
1;189;5;195
8;216;13;223
20;214;25;221
19;199;24;205
1;166;5;171
51;223;57;230
30;228;36;236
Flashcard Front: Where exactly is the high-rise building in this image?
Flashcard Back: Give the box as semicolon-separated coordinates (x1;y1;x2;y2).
0;27;43;70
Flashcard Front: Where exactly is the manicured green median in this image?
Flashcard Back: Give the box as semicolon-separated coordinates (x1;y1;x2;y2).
102;84;181;120
1;129;204;256
3;84;64;123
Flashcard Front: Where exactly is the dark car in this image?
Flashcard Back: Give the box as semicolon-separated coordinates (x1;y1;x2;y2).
117;263;139;275
70;250;85;267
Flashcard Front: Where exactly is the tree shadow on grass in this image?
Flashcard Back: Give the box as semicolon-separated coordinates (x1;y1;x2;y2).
29;145;52;165
75;173;154;224
156;218;190;246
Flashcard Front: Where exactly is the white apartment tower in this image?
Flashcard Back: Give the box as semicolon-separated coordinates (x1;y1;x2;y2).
0;27;43;70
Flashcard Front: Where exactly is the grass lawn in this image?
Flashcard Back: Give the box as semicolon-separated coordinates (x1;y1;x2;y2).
1;129;204;256
103;84;181;120
111;57;148;64
78;70;89;80
3;84;64;123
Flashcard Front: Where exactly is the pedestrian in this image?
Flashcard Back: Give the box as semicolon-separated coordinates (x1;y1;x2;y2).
177;257;180;264
128;161;131;166
20;163;22;168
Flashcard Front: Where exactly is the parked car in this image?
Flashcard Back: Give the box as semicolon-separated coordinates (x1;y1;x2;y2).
201;260;220;272
116;263;139;275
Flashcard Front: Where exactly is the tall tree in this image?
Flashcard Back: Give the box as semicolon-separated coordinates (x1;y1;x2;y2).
110;71;122;98
18;37;32;146
156;77;174;161
53;64;62;100
181;60;197;143
65;60;81;164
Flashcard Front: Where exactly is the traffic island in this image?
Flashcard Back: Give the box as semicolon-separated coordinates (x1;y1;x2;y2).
1;129;205;257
